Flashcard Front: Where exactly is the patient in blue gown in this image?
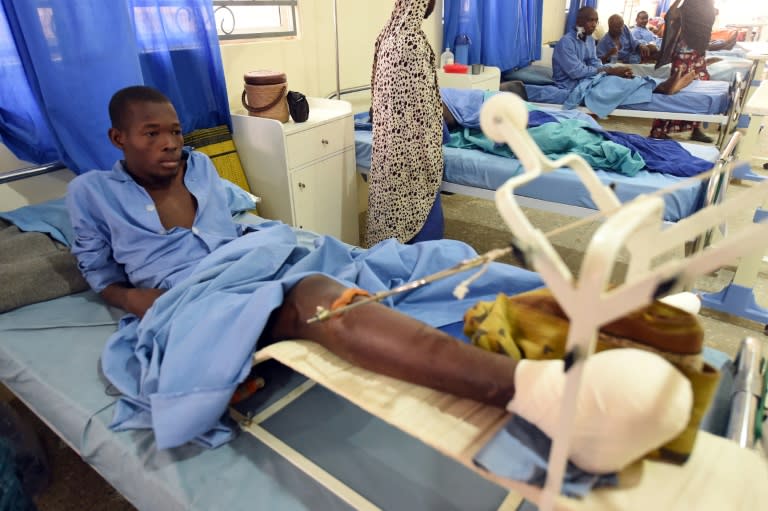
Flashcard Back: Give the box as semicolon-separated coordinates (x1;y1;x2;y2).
65;86;695;477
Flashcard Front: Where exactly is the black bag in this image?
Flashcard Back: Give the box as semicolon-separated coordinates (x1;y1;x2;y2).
287;91;310;123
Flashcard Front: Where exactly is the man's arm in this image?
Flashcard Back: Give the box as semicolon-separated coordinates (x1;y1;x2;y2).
100;284;165;318
67;179;165;318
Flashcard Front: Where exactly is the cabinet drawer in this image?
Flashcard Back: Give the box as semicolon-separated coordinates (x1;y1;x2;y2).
286;116;353;169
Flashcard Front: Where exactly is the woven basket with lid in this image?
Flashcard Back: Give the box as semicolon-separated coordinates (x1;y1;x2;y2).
242;70;289;122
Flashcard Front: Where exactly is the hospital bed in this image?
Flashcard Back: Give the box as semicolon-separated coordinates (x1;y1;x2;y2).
499;67;747;150
0;197;540;511
0;111;765;509
355;111;739;223
503;58;754;84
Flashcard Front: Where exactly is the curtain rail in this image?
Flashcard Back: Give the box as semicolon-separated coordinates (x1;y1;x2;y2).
0;162;66;185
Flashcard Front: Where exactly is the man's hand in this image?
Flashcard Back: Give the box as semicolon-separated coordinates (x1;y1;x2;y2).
604;66;634;79
100;284;166;318
602;46;619;63
123;288;166;318
639;44;652;58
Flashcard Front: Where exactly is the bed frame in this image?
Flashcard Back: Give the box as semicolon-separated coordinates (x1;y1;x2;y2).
357;131;742;224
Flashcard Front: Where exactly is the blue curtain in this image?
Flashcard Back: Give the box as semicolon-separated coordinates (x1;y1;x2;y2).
0;0;230;174
443;0;542;72
656;0;671;16
564;0;598;35
0;7;57;163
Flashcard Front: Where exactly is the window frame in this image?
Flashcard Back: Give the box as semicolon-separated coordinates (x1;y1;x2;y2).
212;0;298;41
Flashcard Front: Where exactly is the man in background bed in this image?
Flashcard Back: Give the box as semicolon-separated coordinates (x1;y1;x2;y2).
631;11;663;48
552;7;635;90
64;85;698;474
597;14;657;64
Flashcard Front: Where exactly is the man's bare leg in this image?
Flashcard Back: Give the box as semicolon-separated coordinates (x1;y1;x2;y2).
268;274;518;407
654;68;696;95
267;275;694;474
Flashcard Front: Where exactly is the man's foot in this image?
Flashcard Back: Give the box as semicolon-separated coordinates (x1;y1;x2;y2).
507;349;693;474
690;128;713;143
655;68;696;95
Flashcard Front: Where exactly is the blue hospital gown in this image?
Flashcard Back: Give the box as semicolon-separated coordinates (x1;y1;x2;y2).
597;26;643;64
552;31;604;90
631;26;662;47
67;150;544;449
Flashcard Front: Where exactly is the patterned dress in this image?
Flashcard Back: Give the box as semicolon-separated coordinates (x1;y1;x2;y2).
650;0;716;138
365;0;443;247
650;42;710;137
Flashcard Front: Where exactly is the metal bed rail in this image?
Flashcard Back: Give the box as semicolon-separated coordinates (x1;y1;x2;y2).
726;336;766;448
0;161;66;185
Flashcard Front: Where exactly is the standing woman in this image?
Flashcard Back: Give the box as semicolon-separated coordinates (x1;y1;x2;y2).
650;0;717;142
365;0;443;247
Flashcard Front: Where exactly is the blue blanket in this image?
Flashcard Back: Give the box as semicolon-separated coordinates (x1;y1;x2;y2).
439;89;712;177
564;74;658;118
102;223;544;449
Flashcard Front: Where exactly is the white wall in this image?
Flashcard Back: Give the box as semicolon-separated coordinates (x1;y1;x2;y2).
0;144;29;174
220;0;444;114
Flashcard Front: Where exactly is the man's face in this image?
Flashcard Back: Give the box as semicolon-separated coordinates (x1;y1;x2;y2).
109;101;184;186
608;17;624;37
636;13;649;28
578;10;599;36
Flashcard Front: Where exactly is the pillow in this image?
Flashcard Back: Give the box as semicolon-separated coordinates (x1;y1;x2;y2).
0;182;258;247
501;65;555;86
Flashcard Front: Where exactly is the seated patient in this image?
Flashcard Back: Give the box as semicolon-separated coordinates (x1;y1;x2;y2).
598;14;657;64
66;85;696;473
552;7;634;90
631;11;662;48
554;8;690;95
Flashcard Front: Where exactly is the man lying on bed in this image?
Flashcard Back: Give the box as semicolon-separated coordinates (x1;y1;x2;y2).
553;7;694;95
66;85;699;474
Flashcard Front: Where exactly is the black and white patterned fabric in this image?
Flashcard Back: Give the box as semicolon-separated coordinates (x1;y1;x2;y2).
365;0;443;247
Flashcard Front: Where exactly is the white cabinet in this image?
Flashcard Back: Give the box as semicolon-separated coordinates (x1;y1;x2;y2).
231;98;359;245
437;66;501;91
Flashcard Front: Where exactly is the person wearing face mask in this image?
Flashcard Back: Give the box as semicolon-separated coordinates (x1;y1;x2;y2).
366;0;445;248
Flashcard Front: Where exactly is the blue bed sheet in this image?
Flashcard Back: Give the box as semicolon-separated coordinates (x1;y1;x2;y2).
524;79;731;115
504;60;750;86
355;130;719;222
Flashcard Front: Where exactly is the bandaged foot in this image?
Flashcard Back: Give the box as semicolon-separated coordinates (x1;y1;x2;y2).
659;291;701;315
507;348;693;474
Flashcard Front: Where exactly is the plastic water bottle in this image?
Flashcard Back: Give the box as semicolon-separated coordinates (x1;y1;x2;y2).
454;33;471;65
440;48;454;68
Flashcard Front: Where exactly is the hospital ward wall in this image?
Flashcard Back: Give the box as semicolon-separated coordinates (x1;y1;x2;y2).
219;0;443;115
0;143;74;210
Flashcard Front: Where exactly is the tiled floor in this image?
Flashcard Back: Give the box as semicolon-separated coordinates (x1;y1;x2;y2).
20;113;768;510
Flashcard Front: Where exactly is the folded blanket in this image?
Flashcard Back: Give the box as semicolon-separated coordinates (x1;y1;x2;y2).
0;219;87;313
